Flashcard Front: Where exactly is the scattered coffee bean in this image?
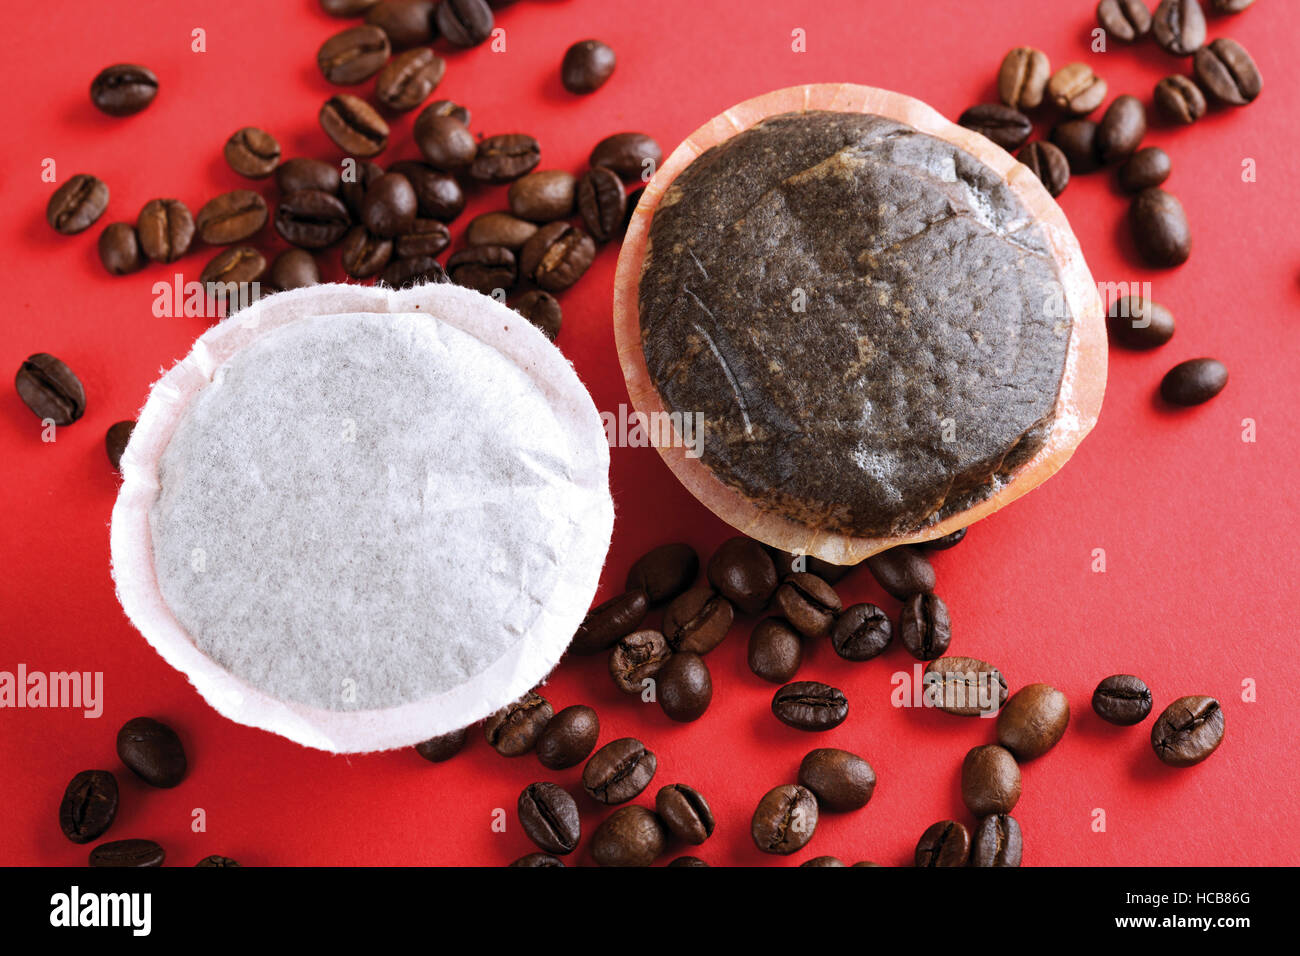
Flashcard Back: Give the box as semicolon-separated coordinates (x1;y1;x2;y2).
59;770;119;844
361;172;418;237
379;255;446;288
117;717;186;788
425;99;470;125
772;681;849;731
15;353;86;426
317;24;391;84
136;198;194;263
958;103;1033;152
343;159;386;222
47;174;109;235
590;132;662;182
275;190;351;249
508;170;576;222
899;592;951;661
748;618;803;683
519;221;596;292
366;0;437;49
509;851;564;867
1119;146;1172;192
667;855;709;867
801;856;845;867
1108;295;1175;348
997;683;1070;759
1097;94;1147;163
90;64;158;116
561;39;617;94
1152;0;1207;56
224;127;281;179
765;547;855;584
852;861;882;867
469;133;541;184
961;745;1021;816
319;94;390;157
925;656;1009;716
626;543;699;605
536;704;599;770
830;603;892;661
590;805;666;867
751;784;818;855
394;218;450;258
864;545;935;599
1151;695;1224;766
656;784;714;844
388;160;464;221
195;855;241;867
435;0;493;46
518;782;581;855
1209;0;1254;10
277;158;342;195
197;189;268;244
1093;674;1154;725
798;748;876;811
771;573;841;638
270;248;321;290
200;246;268;293
1048;62;1108;114
1098;0;1154;41
513;290;562;340
375;48;446;112
1018;141;1070;197
998;47;1051;110
89;839;165;868
414;111;477;171
447;244;517;294
105;421;135;471
483;691;553;757
340;227;393;278
571;590;649;655
1194;37;1262;105
414;727;468;762
915;820;970;867
577;166;627;242
971;814;1023;867
1131;187;1191;267
1155;74;1208;124
322;0;382;14
918;527;967;551
706;537;779;614
1161;357;1227;405
659;652;712;722
467;212;538;249
98;222;144;276
1051;119;1102;174
609;629;671;695
583;737;656;804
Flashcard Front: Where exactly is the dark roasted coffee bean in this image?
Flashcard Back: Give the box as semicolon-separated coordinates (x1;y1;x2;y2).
379;255;446;289
536;704;599;770
137;198;194;263
771;573;841;638
366;0;437;49
798;748;875;812
571;590;649;655
915;820;970;867
1152;0;1207;56
508;170;576;222
519;221;596;292
667;855;709;867
658;652;712;722
997;47;1051;110
1151;695;1224;766
15;353;85;425
200;247;267;294
483;691;552;757
425;99;470;125
958;103;1033;152
656;784;715;844
626;543;698;605
801;856;846;867
583;737;656;804
590;805;666;867
467;212;538;250
1131;188;1191;267
197;190;268;244
1098;0;1153;42
224;127;281;178
388;160;464;221
609;629;671;695
277;158;342;196
338;160;384;219
899;592;951;661
1097;94;1147;163
1161;357;1227;405
414;111;476;171
361;172;418;237
1209;0;1253;10
270;248;321;290
748;618;803;682
275;190;351;249
89;839;165;868
98;222;144;275
971;814;1023;867
375;48;446;111
518;782;580;855
864;545;934;599
1155;74;1207;124
918;527;967;551
435;0;493;47
925;656;1009;716
90;64;158;116
513;290;562;340
319;94;389;157
624;187;644;228
1119;146;1172;192
1092;674;1154;725
1018;141;1070;198
414;726;467;762
1051;119;1102;174
105;420;134;471
772;681;849;731
561;39;617;94
706;537;779;614
1108;295;1175;348
60;770;119;843
322;0;381;15
751;784;817;855
470;133;541;184
340;226;394;278
962;745;1021;816
766;548;857;584
1194;37;1262;105
195;855;241;867
997;683;1070;760
830;603;891;661
394;218;449;258
590;132;662;182
117;717;186;788
1048;63;1108;115
318;25;391;84
447;244;516;295
509;851;564;867
661;588;733;657
47;174;109;235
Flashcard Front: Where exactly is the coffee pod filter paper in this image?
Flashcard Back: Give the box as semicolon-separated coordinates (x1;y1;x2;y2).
110;282;614;753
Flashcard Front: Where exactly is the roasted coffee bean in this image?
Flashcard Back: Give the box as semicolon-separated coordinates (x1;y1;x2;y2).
117;717;186;788
1093;675;1154;724
766;548;856;584
801;856;846;867
340;226;394;278
98;222;144;275
105;420;134;471
852;860;882;867
508;170;576;223
270;248;321;290
771;573;841;639
277;158;342;196
583;737;656;804
830;603;892;661
366;0;437;49
47;174;109;235
60;770;119;844
360;172;418;237
998;47;1051;110
319;94;389;157
322;0;381;15
962;745;1021;816
519;221;596;292
915;820;970;867
467;211;538;249
864;545;934;599
339;160;385;219
561;39;617;94
414;111;476;171
1119;146;1172;192
590;132;662;182
1152;0;1206;56
1155;74;1207;124
509;851;564;867
195;855;240;867
925;656;1009;716
1097;94;1147;163
435;0;493;47
667;855;709;867
446;244;517;294
656;784;714;844
15;353;85;425
958;103;1033;152
513;290;562;340
394;218;449;258
375;48;446;111
998;683;1070;759
772;681;849;731
1018;141;1070;197
918;527;967;551
379;255;446;288
1098;0;1153;42
798;748;875;812
518;782;581;855
200;247;267;293
275;190;351;249
751;784;818;855
89;839;164;868
1151;695;1224;766
1108;295;1175;348
136;198;194;263
1051;119;1102;174
536;704;599;770
658;652;712;722
899;592;951;661
1161;357;1227;405
90;64;158;116
318;24;391;84
748;618;803;683
706;537;779;614
470;133;541;184
414;726;468;762
425;99;470;125
571;590;649;654
1048;63;1108;115
224;127;281;179
971;814;1023;867
624;187;644;228
626;543;698;605
1194;37;1262;105
608;629;671;695
483;691;553;756
388;160;464;221
591;805;666;867
1131;187;1191;267
197;190;268;244
1209;0;1253;10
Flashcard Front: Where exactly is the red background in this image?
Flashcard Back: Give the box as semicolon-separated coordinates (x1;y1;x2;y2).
2;0;1298;867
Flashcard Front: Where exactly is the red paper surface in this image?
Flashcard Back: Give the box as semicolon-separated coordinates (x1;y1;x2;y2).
2;0;1298;867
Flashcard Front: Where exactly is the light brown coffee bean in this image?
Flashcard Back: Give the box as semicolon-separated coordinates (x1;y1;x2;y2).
997;47;1051;110
1048;62;1108;114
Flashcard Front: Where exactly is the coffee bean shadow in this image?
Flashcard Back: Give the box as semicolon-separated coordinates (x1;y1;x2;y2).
537;64;579;108
1071;707;1146;742
1128;738;1178;785
1111;205;1146;268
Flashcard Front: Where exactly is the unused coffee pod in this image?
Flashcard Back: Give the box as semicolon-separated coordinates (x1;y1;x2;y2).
110;283;613;752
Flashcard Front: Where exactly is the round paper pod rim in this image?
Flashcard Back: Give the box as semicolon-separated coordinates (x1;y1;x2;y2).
612;83;1107;565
